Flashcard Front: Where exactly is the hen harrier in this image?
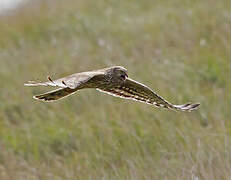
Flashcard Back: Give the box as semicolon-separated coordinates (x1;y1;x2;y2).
24;66;200;112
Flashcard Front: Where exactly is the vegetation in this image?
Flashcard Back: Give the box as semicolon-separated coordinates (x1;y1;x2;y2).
0;0;230;179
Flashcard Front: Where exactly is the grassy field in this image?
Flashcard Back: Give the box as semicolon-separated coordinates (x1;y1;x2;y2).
0;0;231;179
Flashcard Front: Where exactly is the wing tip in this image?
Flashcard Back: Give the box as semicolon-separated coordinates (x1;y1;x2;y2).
33;95;56;102
33;95;45;101
174;102;200;112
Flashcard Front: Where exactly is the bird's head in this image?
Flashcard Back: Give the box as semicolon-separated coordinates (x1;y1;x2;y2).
105;66;128;85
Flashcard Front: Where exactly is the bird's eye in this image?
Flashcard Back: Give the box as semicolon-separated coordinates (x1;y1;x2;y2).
121;75;126;79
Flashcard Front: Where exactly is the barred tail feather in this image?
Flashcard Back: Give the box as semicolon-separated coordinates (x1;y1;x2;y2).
24;76;67;88
33;88;77;102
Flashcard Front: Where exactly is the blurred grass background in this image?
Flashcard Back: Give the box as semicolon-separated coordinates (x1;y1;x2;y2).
0;0;231;179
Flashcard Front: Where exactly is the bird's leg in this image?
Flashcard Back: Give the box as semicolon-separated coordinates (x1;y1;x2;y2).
62;80;67;86
47;76;67;87
47;76;56;84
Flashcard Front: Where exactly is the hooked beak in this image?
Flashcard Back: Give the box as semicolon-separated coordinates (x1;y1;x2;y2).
121;73;128;81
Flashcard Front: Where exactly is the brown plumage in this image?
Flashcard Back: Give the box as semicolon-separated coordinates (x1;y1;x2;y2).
24;66;200;112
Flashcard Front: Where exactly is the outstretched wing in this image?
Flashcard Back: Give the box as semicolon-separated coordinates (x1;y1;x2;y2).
33;87;77;102
25;71;106;102
24;71;105;89
97;78;200;112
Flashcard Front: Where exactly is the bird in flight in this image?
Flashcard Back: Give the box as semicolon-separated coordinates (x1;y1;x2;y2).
24;66;200;112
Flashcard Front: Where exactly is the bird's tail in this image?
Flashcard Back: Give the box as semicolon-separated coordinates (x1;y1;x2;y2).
33;88;77;102
24;81;48;86
24;76;67;88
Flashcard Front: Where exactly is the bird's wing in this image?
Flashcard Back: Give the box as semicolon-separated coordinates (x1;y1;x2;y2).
24;71;105;89
97;78;200;112
33;87;77;102
26;71;106;102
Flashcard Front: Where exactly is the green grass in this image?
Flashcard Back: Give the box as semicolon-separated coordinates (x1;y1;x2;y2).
0;0;231;179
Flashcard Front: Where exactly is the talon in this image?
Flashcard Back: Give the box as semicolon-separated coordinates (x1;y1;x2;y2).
47;76;54;83
62;80;67;86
